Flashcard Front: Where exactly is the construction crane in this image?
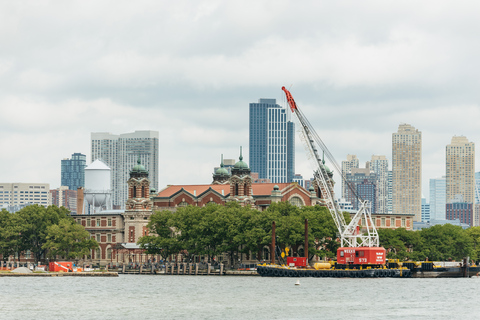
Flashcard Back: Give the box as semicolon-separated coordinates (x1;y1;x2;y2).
282;86;386;266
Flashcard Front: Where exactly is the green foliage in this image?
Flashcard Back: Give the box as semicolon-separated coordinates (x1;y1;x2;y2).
138;202;340;263
379;224;476;262
43;218;99;260
0;205;96;262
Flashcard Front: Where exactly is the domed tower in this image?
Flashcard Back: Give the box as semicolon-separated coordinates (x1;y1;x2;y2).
228;147;253;205
212;154;231;184
124;157;153;243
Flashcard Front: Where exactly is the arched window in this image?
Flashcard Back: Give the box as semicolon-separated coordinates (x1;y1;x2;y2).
178;201;188;207
244;183;248;196
289;196;304;207
235;184;239;196
141;186;145;198
106;248;112;260
95;248;101;260
133;186;137;198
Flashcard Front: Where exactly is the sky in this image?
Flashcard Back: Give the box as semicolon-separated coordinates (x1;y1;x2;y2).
1;0;479;199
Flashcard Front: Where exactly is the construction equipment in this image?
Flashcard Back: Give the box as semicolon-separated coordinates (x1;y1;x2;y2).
281;86;385;267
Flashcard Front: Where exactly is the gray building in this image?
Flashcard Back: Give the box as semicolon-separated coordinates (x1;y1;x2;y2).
344;165;377;212
421;198;430;222
368;155;389;214
429;176;446;221
91;131;159;209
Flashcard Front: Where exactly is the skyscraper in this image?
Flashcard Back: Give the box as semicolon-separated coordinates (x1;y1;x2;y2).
341;155;359;199
475;172;480;204
429;176;446;220
392;124;422;221
446;136;475;204
249;99;295;183
91;131;159;208
368;155;389;214
61;153;86;191
421;198;430;222
344;165;377;212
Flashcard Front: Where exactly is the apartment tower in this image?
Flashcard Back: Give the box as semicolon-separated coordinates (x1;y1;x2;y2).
446;136;475;204
368;155;389;214
91;131;159;209
341;155;359;199
392;124;422;221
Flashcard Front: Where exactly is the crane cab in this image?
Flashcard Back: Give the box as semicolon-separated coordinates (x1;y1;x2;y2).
337;247;386;266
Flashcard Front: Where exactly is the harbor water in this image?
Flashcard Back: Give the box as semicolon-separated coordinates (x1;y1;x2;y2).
1;275;479;319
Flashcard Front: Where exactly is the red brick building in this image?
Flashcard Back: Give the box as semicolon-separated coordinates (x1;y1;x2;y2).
153;153;321;210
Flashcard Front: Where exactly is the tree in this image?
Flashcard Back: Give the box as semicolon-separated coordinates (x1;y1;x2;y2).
0;209;25;261
420;224;473;261
43;218;98;260
138;209;181;261
466;227;480;262
16;205;71;263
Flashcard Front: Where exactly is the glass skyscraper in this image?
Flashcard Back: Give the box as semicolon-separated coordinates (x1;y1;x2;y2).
249;99;295;183
61;153;86;190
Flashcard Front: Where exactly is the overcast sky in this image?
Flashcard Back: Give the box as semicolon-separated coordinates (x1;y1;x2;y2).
1;0;479;199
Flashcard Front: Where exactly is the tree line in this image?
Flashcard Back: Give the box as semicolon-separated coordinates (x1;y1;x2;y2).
0;205;98;263
379;224;480;262
139;201;480;264
138;202;346;265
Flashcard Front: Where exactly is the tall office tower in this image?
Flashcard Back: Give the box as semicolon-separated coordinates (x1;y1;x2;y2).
392;124;422;221
475;172;480;204
249;99;295;183
429;176;446;221
446;136;475;204
91;131;159;209
368;155;389;214
61;153;86;191
421;198;430;222
387;170;393;213
344;165;377;212
341;155;359;198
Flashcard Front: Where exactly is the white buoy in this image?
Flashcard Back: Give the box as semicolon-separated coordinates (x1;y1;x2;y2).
295;279;300;286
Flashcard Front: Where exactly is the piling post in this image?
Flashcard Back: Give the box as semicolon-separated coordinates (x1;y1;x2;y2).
195;263;199;275
271;221;276;265
207;263;211;275
305;218;309;266
220;263;224;275
122;263;125;274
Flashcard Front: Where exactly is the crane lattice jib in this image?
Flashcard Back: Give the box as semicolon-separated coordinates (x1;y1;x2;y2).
282;87;346;233
281;86;380;247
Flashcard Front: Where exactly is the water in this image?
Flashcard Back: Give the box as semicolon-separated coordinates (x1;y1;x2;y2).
1;275;479;319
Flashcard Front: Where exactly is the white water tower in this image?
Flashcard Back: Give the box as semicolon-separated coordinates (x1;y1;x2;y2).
84;159;112;214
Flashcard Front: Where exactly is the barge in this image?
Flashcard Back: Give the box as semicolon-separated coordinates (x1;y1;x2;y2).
257;260;480;278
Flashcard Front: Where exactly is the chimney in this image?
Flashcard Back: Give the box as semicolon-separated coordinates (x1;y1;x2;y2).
77;187;84;215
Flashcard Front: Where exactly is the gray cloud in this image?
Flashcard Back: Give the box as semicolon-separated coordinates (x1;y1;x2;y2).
0;0;479;199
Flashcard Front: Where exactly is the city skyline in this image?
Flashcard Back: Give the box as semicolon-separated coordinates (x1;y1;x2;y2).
1;1;480;200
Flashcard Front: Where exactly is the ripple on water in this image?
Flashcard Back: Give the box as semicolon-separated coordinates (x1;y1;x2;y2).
1;275;479;319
